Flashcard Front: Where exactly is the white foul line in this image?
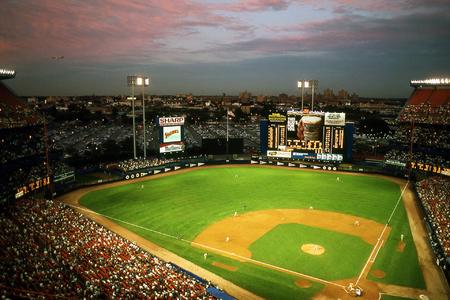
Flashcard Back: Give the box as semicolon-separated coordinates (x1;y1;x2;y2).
66;203;346;289
370;240;384;263
355;181;409;286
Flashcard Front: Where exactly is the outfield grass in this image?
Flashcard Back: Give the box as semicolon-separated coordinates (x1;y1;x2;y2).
80;166;424;299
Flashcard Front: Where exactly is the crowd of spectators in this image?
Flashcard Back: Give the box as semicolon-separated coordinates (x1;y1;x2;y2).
392;124;450;150
0;162;47;203
0;125;45;164
384;149;449;168
398;103;450;125
415;177;450;269
116;157;177;172
1;198;216;299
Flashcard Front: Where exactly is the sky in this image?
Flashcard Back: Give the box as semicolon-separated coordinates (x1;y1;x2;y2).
1;0;449;97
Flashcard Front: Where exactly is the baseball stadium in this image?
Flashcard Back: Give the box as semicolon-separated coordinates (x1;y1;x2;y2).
1;71;450;300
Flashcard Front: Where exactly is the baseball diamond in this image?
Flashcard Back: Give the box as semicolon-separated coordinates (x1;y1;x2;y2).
57;165;448;300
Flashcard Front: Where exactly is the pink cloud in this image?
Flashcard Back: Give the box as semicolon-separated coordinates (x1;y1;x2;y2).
1;0;448;66
0;0;248;64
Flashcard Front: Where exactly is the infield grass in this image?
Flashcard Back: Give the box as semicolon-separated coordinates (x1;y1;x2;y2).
250;224;372;280
80;166;425;299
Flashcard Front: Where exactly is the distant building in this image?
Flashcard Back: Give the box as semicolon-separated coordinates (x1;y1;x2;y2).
323;88;335;99
256;95;266;103
239;90;252;101
337;89;349;100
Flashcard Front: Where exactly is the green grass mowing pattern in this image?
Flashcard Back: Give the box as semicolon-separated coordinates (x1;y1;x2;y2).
368;199;425;289
80;166;423;298
249;224;372;281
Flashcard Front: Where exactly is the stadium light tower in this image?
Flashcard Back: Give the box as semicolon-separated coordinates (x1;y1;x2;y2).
297;81;304;110
127;75;150;159
310;80;318;111
297;80;318;111
135;76;150;159
127;76;138;159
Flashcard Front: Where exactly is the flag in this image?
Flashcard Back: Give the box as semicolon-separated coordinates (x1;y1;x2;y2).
227;110;235;118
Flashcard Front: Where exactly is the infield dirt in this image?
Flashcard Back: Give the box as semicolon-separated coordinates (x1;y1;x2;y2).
192;208;388;259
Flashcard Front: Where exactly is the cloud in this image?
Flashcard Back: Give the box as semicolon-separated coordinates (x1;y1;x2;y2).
215;0;293;12
205;8;450;61
0;0;252;64
1;0;448;70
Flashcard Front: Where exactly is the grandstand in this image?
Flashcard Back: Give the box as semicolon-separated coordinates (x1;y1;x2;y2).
399;78;450;124
0;81;49;203
386;78;450;173
385;78;450;282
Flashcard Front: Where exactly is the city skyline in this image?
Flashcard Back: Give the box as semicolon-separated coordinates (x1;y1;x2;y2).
2;0;449;97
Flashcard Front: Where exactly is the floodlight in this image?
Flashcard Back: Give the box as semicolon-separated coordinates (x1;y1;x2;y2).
0;68;16;80
304;81;310;88
410;77;450;87
297;81;302;88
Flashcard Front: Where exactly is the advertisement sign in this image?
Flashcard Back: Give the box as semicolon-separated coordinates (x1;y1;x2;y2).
15;176;51;199
324;113;346;126
268;113;287;123
316;153;343;161
291;152;311;159
163;126;181;143
158;117;185;126
160;142;185;153
267;150;292;158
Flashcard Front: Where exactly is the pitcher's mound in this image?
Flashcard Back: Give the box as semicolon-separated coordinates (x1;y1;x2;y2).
301;244;325;255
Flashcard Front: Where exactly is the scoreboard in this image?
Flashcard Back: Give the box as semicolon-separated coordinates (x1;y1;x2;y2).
267;113;287;150
158;117;185;153
267;111;346;161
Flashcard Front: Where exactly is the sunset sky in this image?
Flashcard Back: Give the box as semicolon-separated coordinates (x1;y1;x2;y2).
2;0;449;97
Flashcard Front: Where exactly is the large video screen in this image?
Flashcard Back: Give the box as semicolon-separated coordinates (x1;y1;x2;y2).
267;111;345;161
163;126;181;143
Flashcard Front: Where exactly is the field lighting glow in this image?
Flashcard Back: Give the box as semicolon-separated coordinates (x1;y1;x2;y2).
135;76;150;87
0;69;15;75
297;80;311;88
410;78;450;86
0;68;16;79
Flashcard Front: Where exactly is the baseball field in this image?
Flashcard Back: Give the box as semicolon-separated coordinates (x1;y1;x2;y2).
74;166;433;299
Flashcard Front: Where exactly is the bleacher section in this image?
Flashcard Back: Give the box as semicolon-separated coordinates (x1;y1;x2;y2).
399;87;450;125
1;198;217;299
